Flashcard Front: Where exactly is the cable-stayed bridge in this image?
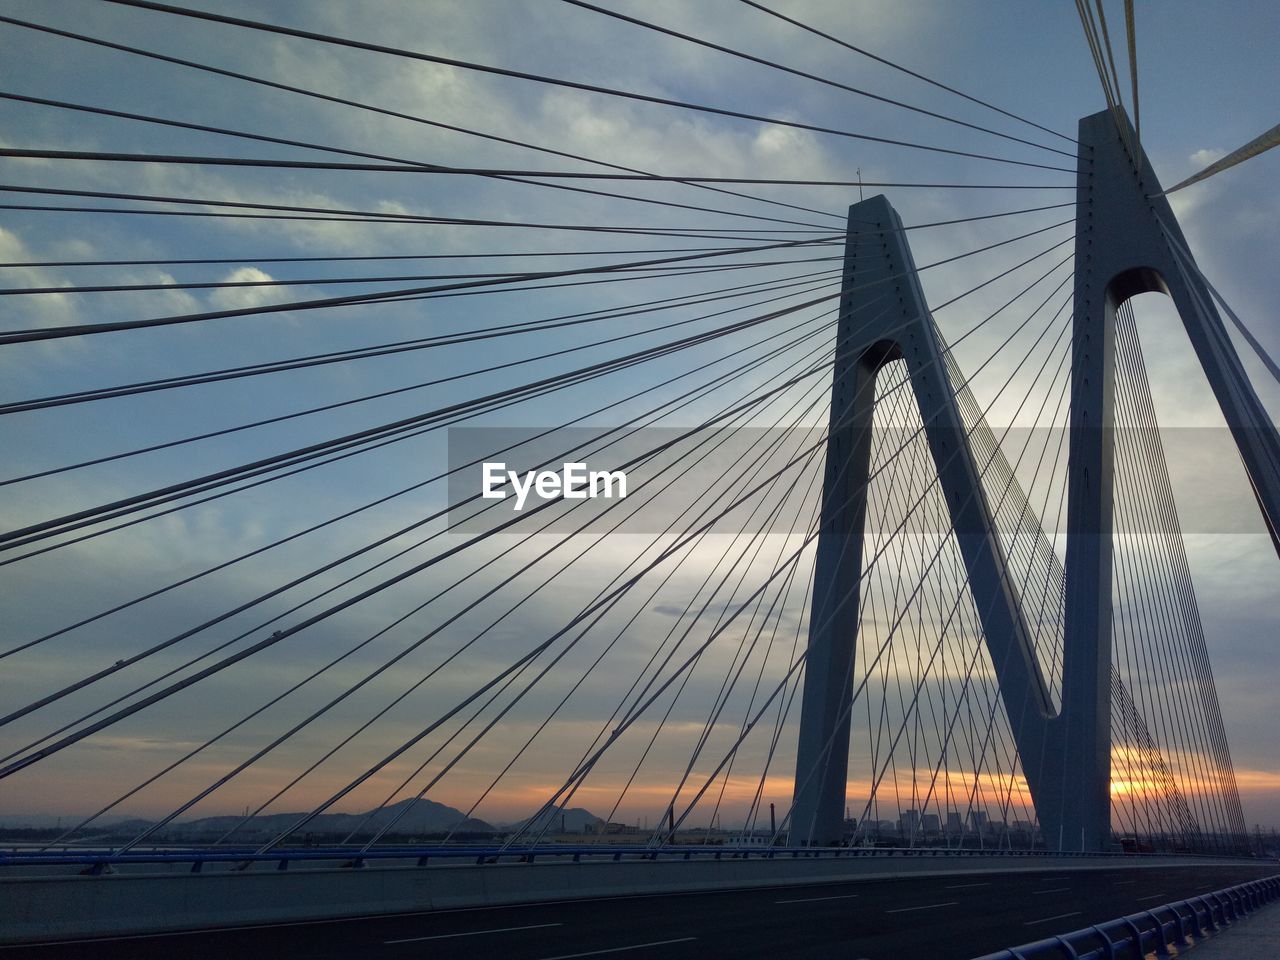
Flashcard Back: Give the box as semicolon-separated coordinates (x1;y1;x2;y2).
2;1;1278;955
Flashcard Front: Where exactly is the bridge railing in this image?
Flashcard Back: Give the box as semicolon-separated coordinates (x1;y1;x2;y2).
0;843;1255;875
972;875;1280;960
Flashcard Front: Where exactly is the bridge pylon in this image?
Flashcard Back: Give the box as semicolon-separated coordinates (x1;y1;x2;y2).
791;192;1057;848
792;108;1280;851
1058;106;1280;848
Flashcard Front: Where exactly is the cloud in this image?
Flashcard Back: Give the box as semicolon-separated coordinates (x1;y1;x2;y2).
0;226;81;332
1189;147;1225;168
207;266;292;311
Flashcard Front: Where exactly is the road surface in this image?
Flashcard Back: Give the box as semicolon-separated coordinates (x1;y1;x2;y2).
3;864;1275;959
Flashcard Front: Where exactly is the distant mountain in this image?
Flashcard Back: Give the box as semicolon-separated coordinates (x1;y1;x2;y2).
499;806;604;834
1;799;495;841
173;798;495;840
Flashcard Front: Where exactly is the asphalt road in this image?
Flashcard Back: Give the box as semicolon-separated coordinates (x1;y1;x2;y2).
4;864;1276;960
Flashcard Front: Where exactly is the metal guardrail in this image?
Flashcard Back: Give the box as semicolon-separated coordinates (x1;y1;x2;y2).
973;874;1280;960
0;843;1256;874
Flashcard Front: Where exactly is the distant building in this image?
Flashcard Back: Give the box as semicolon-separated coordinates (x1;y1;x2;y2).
946;811;964;835
583;819;637;834
921;813;940;835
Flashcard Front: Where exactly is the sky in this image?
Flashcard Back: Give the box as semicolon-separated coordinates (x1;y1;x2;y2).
0;0;1277;837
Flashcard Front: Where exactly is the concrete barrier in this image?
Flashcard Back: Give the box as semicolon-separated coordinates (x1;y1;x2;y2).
0;853;1260;943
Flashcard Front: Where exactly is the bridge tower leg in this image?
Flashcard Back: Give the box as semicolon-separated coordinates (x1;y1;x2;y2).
789;200;879;847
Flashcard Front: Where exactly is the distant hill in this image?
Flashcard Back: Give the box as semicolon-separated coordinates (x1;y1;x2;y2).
0;798;494;842
3;801;619;842
172;798;495;840
499;806;604;834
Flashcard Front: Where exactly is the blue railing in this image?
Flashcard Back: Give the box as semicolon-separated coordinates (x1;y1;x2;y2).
0;843;1253;874
972;875;1280;959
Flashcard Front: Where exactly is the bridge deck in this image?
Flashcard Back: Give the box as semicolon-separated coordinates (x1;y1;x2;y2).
2;864;1276;959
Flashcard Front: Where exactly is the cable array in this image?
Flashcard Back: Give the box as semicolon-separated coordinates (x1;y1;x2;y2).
0;0;1259;859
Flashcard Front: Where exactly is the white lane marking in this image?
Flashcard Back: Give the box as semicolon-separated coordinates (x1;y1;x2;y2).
944;882;991;889
1112;880;1136;885
1024;911;1083;926
776;892;860;904
1033;887;1072;895
385;922;562;944
1037;877;1069;882
536;937;697;960
1135;893;1166;902
885;901;959;914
